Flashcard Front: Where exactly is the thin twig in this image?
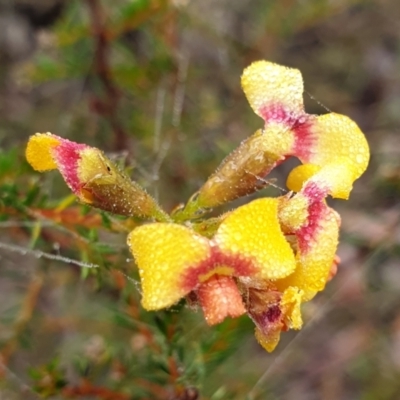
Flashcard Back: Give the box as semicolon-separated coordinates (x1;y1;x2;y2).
0;241;99;269
86;0;128;151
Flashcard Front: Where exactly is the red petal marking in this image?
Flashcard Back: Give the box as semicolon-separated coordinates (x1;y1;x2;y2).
51;139;89;193
303;180;329;201
262;304;282;323
292;117;316;160
197;275;246;325
246;288;284;335
297;182;330;253
181;246;257;292
259;104;300;125
259;104;315;160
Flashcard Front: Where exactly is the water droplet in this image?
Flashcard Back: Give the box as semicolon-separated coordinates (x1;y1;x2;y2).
298;116;306;124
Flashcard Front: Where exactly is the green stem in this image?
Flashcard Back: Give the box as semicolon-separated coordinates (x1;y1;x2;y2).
171;195;207;222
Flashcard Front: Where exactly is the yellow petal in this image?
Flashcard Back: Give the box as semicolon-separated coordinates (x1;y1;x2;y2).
276;204;339;299
309;113;369;177
287;161;356;200
241;60;304;121
26;132;60;171
286;164;322;193
278;194;309;231
281;287;303;330
215;198;296;280
298;113;369;197
313;161;356;199
127;224;210;310
254;326;281;353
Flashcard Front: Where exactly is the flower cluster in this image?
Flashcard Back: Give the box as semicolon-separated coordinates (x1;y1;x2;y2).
26;60;369;352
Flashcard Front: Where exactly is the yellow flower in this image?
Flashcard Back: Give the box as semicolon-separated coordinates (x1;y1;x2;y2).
128;199;301;341
241;61;370;199
129;196;334;351
128;198;295;307
26;133;168;220
195;61;370;209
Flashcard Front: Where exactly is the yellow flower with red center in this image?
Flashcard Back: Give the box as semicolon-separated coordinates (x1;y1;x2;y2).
128;199;295;312
128;190;340;351
128;198;306;351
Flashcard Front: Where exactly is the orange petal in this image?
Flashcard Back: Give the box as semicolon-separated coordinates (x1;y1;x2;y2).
215;198;296;280
127;224;210;310
197;275;246;325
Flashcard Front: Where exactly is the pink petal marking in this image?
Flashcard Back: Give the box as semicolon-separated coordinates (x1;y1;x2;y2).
292;117;317;160
297;181;330;253
51;138;89;193
259;103;316;160
259;104;300;125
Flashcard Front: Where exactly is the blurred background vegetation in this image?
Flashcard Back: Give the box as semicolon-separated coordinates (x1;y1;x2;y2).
1;0;400;399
